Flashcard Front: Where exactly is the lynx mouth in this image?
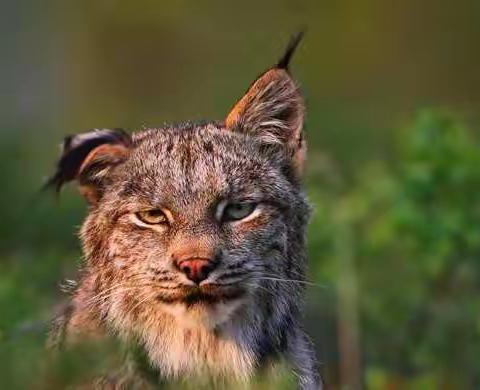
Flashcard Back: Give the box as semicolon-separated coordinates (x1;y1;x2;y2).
156;283;245;306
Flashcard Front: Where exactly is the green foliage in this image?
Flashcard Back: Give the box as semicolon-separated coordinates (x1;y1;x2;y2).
309;111;480;388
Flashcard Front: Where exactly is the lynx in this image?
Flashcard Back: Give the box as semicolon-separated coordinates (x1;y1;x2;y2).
47;34;321;389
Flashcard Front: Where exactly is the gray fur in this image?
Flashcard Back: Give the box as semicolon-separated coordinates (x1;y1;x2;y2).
48;40;321;390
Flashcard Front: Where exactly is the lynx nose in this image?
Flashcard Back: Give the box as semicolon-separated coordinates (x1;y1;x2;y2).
177;258;215;284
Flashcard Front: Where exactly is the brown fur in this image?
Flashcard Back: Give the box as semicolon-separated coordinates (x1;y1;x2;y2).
47;35;321;389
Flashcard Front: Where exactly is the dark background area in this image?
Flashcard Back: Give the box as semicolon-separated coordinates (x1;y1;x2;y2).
1;1;479;388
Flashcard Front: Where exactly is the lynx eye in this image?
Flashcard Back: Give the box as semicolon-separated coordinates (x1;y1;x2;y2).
222;202;256;222
135;209;168;225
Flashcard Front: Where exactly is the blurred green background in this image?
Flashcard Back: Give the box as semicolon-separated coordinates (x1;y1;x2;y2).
1;0;480;389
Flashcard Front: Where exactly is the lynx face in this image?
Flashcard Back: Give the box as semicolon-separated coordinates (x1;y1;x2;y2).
79;123;308;328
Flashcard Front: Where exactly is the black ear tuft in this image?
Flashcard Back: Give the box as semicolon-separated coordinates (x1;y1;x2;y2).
45;128;131;193
276;31;305;70
226;33;307;178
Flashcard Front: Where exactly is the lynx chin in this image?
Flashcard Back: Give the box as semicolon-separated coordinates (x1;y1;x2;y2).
47;33;321;389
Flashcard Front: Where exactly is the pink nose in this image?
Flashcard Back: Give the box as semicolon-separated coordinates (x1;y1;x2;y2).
177;258;214;284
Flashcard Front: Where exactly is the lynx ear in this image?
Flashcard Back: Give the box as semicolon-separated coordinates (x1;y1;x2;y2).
225;33;306;176
46;128;132;204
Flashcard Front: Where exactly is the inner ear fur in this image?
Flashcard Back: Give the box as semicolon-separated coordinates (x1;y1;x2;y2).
46;128;131;204
225;68;304;144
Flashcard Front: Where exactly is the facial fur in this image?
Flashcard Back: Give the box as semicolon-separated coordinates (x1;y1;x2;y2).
48;33;321;389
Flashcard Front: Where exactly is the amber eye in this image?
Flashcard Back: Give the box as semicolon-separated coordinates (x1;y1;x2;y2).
135;209;168;225
222;202;256;222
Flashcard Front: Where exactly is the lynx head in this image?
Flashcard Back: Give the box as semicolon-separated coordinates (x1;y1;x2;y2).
49;34;310;333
